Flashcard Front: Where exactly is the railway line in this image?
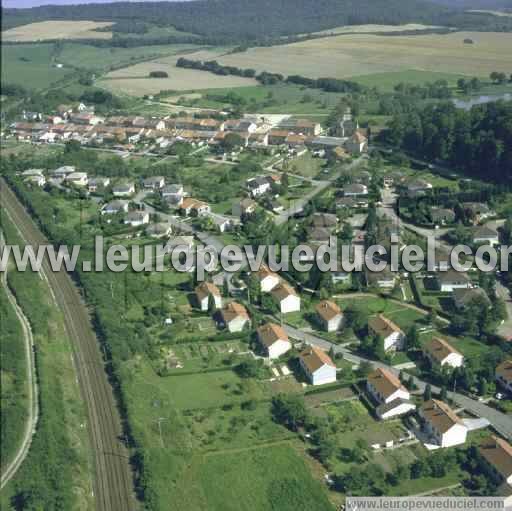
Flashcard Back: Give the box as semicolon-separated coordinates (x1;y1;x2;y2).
0;178;136;511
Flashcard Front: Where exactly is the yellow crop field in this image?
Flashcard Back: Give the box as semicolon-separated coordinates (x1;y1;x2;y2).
216;31;512;79
100;50;258;95
2;21;114;41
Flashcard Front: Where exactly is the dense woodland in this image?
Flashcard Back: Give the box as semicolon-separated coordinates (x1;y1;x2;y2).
3;0;512;43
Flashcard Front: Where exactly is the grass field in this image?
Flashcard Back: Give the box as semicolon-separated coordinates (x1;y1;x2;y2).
100;49;257;94
217;31;512;80
307;23;446;37
1;43;69;89
2;20;114;41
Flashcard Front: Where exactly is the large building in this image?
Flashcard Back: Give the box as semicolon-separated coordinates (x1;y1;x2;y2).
299;345;337;386
419;399;467;448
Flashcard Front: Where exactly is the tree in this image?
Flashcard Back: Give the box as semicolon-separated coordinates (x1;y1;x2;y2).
222;132;244;151
405;325;420;351
440;385;448;401
271;394;307;431
235;359;263;378
423;383;432;401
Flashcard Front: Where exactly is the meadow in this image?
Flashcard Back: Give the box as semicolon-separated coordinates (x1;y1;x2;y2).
217;31;512;79
2;20;114;42
306;23;447;37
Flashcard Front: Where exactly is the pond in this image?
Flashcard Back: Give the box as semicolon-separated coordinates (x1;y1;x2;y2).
453;93;512;110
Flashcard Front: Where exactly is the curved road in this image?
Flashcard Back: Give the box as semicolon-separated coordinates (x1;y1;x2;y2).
0;260;39;490
0;179;136;511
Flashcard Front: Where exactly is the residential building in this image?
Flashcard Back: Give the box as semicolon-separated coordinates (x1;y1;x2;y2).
232;198;257;219
256;266;280;293
308;136;345;150
479;436;512;485
496;360;512;394
278;118;321;136
195;282;222;312
219;302;250;333
315;300;343;332
101;200;129;215
70;113;104;125
180;198;210;217
161;184;184;206
88;177;111;193
146;223;172;239
124;211;150;227
436;269;471;293
431;207;456;225
346;131;368;154
462;202;493;224
312;213;338;229
366;268;397;289
473;226;499;246
424;337;464;369
257;323;292;359
308;226;332;244
209;214;233;233
299;345;337;386
112;182;135;197
65;171;88;187
406;179;432;198
271;282;301;314
366;368;415;420
343;183;368;197
368;314;405;352
143;176;165;190
247;176;271;197
52;165;75;178
453;287;491;310
419;399;467;448
24;174;46;187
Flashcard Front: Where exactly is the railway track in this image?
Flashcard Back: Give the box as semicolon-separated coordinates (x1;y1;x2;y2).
0;179;136;511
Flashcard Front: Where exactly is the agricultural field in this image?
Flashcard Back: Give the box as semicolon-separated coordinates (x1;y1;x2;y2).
1;43;69;89
100;49;258;95
217;31;512;80
306;23;447;37
2;20;114;42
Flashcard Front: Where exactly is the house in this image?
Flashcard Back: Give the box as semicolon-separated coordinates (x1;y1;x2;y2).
112;182;135;197
431;207;456;225
246;176;271;197
65;171;88;187
24;174;46;187
462;202;493;224
195;282;222;312
101;200;129;215
315;300;343;332
478;436;512;486
257;323;292;359
166;235;195;251
70;113;104;126
308;226;332;244
161;184;184;206
424;337;464;369
271;282;301;314
209;214;233;233
343;183;368;197
278;118;321;136
453;287;491;310
366;268;397;289
180;198;210;217
143;176;165;190
268;130;290;145
368;314;405;352
366;368;415;420
472;226;499;246
406;179;432;198
346;131;368;154
496;360;512;394
336;197;358;210
436;269;471;293
232;198;257;219
219;302;250;333
88;177;110;193
52;165;75;178
299;345;337;386
146;223;172;239
257;266;280;293
419;399;467;448
124;211;150;227
308;136;345;151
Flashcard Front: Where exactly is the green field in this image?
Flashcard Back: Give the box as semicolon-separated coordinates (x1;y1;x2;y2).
1;43;70;89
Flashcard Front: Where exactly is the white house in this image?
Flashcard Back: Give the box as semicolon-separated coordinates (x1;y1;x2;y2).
24;174;46;187
113;182;135;197
180;198;210;217
219;302;250;333
143;176;165;190
419;399;468;448
66;172;88;187
124;211;150;227
195;281;222;312
479;435;512;486
496;360;512;394
257;323;292;359
271;282;300;314
162;184;184;206
366;368;416;420
368;314;405;352
437;269;472;293
209;214;233;233
101;200;129;215
424;337;464;369
299;345;337;385
473;226;499;246
52;165;75;178
88;177;111;193
246;176;271;197
257;266;280;293
315;300;343;332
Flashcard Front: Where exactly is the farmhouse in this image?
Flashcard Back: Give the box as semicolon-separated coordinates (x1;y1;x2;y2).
101;200;129;215
478;435;512;485
219;302;250;333
472;226;499;246
112;182;135;197
366;368;415;420
315;300;343;332
124;211;150;227
299;345;337;386
257;266;280;293
271;282;301;314
453;287;491;310
257;323;292;360
496;360;512;394
419;399;467;448
424;337;464;369
195;282;222;312
436;269;471;293
180;198;210;217
368;314;405;352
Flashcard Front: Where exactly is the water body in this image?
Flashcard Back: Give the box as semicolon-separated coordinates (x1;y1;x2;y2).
453;93;512;110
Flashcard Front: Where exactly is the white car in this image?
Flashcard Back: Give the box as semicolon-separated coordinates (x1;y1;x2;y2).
496;392;505;400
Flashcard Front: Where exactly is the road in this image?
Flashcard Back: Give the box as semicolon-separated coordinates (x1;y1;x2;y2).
282;323;512;439
0;179;136;511
0;256;39;490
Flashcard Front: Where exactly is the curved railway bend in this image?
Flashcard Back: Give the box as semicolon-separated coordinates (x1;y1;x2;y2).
0;179;136;511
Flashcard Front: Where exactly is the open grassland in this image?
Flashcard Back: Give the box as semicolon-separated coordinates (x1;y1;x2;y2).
307;23;447;36
100;49;258;94
2;20;114;42
217;31;512;79
1;43;69;89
